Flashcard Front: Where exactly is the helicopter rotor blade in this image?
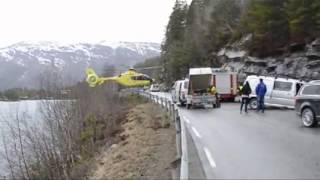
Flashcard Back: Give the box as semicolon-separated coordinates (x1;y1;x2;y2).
134;66;162;70
101;65;163;72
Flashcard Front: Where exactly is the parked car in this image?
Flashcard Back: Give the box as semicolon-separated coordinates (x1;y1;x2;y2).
309;80;320;84
245;75;304;109
295;83;320;127
171;79;189;106
150;84;160;92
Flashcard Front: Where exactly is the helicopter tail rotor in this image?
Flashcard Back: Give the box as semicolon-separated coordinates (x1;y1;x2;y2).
86;68;102;87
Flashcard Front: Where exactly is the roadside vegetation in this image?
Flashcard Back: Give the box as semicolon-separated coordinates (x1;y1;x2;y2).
90;103;176;179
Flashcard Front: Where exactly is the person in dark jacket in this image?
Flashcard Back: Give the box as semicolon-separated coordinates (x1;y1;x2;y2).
240;81;252;113
255;78;267;113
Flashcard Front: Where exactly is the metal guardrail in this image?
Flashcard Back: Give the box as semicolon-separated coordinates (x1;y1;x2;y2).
137;91;189;179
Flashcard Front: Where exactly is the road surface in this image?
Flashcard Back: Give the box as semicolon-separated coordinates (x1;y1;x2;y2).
149;92;320;179
180;103;320;179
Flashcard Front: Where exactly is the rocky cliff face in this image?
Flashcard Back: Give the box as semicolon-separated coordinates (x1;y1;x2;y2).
218;36;320;82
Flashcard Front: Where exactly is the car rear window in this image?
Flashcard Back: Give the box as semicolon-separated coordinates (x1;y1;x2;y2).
273;81;293;91
302;85;320;95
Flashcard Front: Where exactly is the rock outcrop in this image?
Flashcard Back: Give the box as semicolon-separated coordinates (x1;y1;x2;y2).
218;37;320;82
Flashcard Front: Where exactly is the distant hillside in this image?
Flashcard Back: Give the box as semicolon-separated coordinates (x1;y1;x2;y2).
0;41;160;90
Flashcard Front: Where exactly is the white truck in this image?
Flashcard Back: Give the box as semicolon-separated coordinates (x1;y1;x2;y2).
212;68;238;101
186;68;218;109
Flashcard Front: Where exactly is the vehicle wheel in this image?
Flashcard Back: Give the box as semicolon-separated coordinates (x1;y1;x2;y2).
212;103;216;109
301;108;317;128
187;104;191;109
249;98;257;110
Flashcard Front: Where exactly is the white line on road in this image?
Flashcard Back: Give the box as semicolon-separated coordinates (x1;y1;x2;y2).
191;126;202;138
182;116;190;124
204;147;217;168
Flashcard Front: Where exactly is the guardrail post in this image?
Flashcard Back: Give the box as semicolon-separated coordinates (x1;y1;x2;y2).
170;103;174;117
175;109;181;133
172;106;176;122
165;100;169;111
161;98;165;108
176;115;182;158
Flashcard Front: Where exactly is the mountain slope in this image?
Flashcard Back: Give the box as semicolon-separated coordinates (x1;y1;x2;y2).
0;41;160;90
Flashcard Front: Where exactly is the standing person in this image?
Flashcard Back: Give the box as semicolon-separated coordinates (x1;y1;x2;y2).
240;81;251;113
211;85;221;108
255;78;267;113
208;85;220;108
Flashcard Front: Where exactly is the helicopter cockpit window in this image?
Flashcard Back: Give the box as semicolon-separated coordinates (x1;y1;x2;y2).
131;75;151;81
131;76;141;80
142;75;152;81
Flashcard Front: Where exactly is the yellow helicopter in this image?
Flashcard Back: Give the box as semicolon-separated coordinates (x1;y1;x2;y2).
85;67;154;87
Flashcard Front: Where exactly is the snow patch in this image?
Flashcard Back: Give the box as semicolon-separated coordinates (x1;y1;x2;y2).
0;50;13;61
38;57;52;65
17;59;25;66
99;41;160;55
54;58;66;69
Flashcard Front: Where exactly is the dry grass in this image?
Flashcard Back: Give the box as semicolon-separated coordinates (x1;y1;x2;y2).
90;103;176;180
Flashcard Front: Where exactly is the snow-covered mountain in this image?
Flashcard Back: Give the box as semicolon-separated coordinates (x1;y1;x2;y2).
0;41;160;90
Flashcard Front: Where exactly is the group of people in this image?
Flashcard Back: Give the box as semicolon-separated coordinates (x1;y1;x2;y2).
207;79;267;113
239;78;267;113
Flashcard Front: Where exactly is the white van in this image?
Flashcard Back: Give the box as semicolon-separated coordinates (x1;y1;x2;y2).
150;84;160;92
245;75;304;109
171;79;189;105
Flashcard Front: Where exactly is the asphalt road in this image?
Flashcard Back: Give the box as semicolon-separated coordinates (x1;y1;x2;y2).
180;103;320;179
149;91;320;179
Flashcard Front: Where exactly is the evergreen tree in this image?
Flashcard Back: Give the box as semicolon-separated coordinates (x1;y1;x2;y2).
161;0;188;84
160;0;320;85
242;0;289;56
285;0;320;42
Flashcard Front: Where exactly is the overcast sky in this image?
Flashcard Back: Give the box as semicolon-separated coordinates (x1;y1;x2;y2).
0;0;190;47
